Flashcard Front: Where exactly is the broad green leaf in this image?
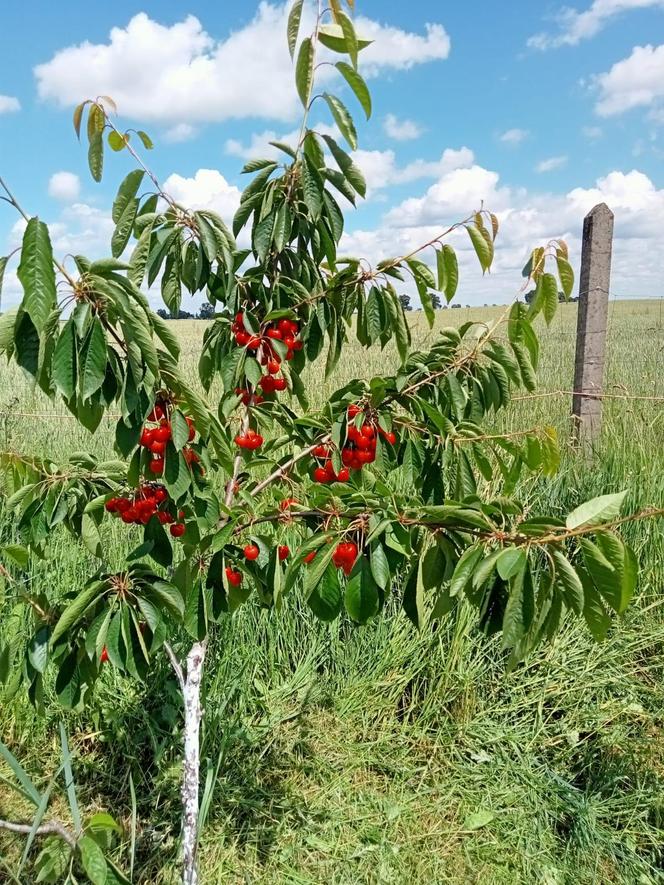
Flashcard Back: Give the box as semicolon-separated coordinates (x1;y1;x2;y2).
345;558;380;624
88;131;104;182
322;93;358;150
337;11;358;67
51;581;106;645
73;102;86;139
369;542;390;590
441;245;458;303
295;37;314;108
466;223;492;272
335;62;371;118
402;562;425;629
80;320;107;401
541;273;558;326
322;135;366;197
52;319;77;399
287;0;304;58
566;490;627;530
16;219;56;334
137;130;153;150
81;512;103;558
108;129;127;151
557;255;574;299
27;626;50;674
551;549;584;614
112;170;145;224
301;157;323;219
582;576;612;641
307;562;342;621
318;24;372;54
496;547;526;581
449;544;483;596
111;197;139;258
78;835;108;885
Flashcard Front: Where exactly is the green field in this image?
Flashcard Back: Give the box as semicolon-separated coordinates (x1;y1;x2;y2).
1;300;664;883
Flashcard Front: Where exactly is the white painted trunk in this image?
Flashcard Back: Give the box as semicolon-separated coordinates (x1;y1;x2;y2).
182;640;206;885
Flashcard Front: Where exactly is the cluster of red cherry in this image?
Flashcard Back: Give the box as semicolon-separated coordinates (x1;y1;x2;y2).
311;405;397;483
105;484;186;537
231;312;302;395
139;404;198;476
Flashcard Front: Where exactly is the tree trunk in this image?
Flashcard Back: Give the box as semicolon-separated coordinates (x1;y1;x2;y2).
181;640;206;885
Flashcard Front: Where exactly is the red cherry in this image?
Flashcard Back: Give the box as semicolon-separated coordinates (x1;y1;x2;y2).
303;551;317;564
313;467;329;483
292;340;303;351
361;424;375;439
154;425;171;443
235;434;248;448
149;458;164;475
259;375;276;393
116;497;131;512
225;567;243;587
341;448;354;467
121;509;136;524
337;468;350;482
347;404;362;418
150;440;166;456
105;498;117;513
186;417;196;442
147;404;164;422
385;431;397;445
278;545;290;561
279;498;298;511
154;487;168;503
170;523;186;538
283;334;296;349
313;445;329;459
273;378;287;392
277;319;291;334
285;349;294;361
243;543;260;561
140;428;154;447
247;335;262;350
267;328;283;340
235;330;250;346
100;646;109;664
267;359;280;375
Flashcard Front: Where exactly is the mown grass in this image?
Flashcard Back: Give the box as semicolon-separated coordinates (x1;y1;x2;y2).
1;300;663;884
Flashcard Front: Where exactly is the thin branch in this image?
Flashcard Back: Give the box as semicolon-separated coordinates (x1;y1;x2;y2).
164;641;185;692
250;436;331;497
0;818;77;850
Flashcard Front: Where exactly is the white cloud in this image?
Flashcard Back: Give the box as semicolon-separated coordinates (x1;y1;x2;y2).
224;124;339;161
593;43;664;116
163;123;198;143
536;155;568;172
0;95;20;114
383;114;424;141
528;0;664;50
353;147;474;196
34;6;450;127
499;128;529;146
162;169;241;219
341;165;664;305
582;125;603;139
48;171;81;202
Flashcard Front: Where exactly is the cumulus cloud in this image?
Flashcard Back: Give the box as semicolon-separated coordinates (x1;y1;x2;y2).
224;123;339;161
528;0;664;50
163;123;198;143
48;171;81;202
341;166;664;305
0;95;20;114
593;43;664;116
383;114;424;141
536;155;568;172
499;128;529;146
34;6;450;127
352;147;475;195
162;169;241;219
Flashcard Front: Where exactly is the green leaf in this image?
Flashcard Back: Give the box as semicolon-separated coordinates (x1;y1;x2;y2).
551;549;584;614
402;562;425;629
73;102;86;140
318;24;373;54
78;835;108;885
137;130;154;150
449;544;483;596
466;223;492;273
496;547;526;581
307;562;343;621
170;410;190;452
322;93;358;150
295;37;314;108
322;135;366;197
566;490;627;530
111;197;139;258
301;157;323;219
0;739;41;806
557;255;574;299
27;627;50;674
52;319;77;399
336;61;371;117
287;0;304;58
17;218;57;334
541;273;558;326
80;319;107;401
112;171;145;225
108;130;127;151
369;542;390;590
81;512;104;558
464;809;495;831
88;131;104;182
441;245;458;303
51;581;106;645
345;557;380;624
582;575;612;641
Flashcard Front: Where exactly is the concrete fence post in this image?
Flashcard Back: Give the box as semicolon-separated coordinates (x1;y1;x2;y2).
572;202;614;443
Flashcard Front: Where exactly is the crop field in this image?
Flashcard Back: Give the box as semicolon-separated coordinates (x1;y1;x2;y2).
1;299;664;884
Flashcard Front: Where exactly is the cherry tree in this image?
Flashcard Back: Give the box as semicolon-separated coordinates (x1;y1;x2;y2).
0;2;647;883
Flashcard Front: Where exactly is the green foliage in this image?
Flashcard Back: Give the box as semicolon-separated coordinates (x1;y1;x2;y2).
0;0;650;735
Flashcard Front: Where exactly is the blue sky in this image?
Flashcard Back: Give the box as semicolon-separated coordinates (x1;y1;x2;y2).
1;0;663;307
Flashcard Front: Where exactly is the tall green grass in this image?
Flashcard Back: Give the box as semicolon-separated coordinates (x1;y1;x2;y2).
1;301;663;883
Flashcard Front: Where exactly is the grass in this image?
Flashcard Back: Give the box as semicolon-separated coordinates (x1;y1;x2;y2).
1;299;664;883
